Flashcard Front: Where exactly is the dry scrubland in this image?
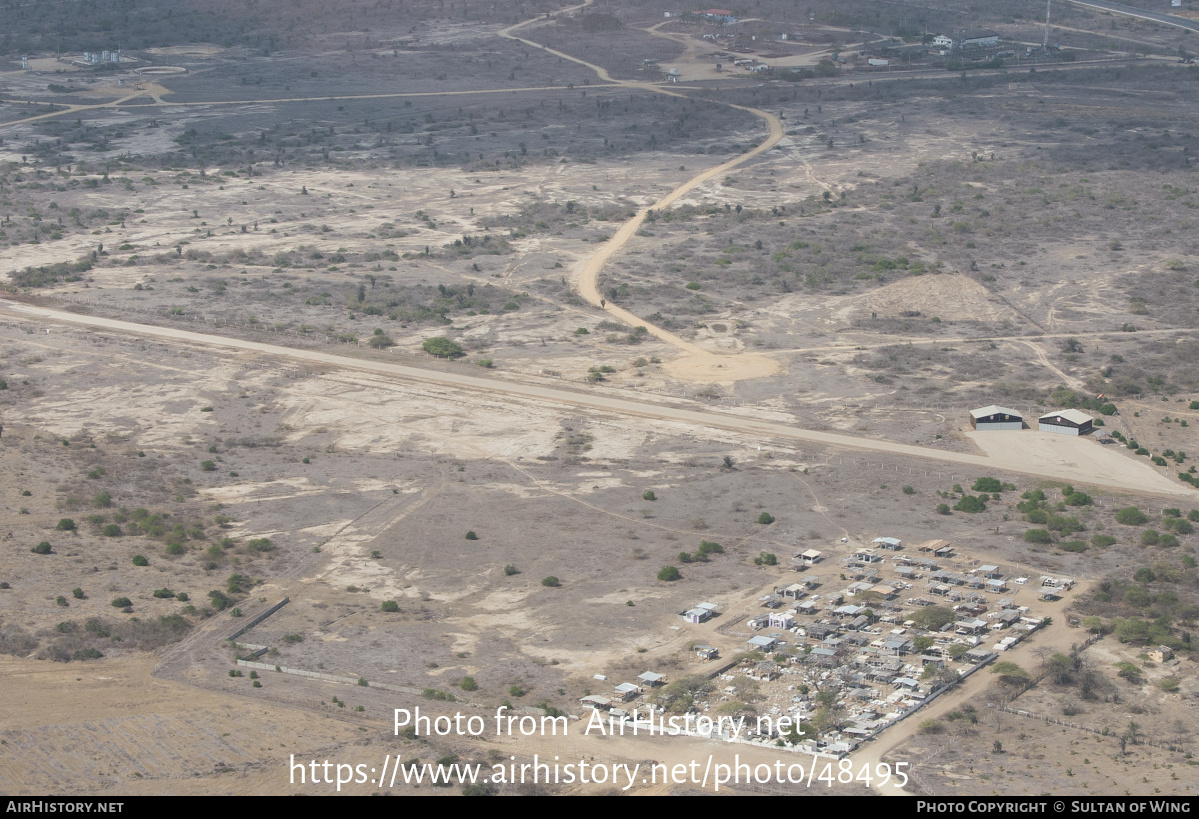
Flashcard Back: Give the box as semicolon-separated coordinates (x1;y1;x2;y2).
0;0;1198;796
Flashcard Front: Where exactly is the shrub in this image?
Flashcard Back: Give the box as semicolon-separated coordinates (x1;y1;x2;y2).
936;504;951;515
152;588;176;599
200;460;217;472
1061;540;1088;553
422;337;464;358
503;564;518;576
381;600;400;612
111;597;132;608
642;490;657;501
31;542;53;554
246;537;274;554
757;512;775;525
697;540;723;558
541;576;561;587
971;477;1002;493
464;530;478;540
102;524;123;537
1024;529;1054;544
132;555;149;566
1115;507;1148;525
754;551;778;566
72;588;85;599
460;676;478;691
283;633;303;643
1092;535;1117;548
657;566;681;582
919;719;945;734
56;518;76;531
954;495;987;513
1141;530;1160;546
902;485;915;494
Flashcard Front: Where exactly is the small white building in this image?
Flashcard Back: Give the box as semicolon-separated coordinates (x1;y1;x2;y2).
768;612;795;629
932;34;953;48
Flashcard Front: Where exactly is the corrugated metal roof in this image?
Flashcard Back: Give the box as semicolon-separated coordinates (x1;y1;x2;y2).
970;404;1023;419
1039;408;1093;425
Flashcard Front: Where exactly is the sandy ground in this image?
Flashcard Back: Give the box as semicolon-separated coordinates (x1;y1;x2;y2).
5;299;1193;498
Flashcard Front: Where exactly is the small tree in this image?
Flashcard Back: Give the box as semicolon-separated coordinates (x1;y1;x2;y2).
31;541;52;554
657;566;681;582
422;337;464;358
541;576;561;587
503;564;518;576
381;600;400;612
132;554;149;566
642;490;657;501
464;530;478;540
757;512;775;525
56;518;76;531
460;676;478;691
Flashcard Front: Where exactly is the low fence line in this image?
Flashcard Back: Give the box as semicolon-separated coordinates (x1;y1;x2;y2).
226;596;290;641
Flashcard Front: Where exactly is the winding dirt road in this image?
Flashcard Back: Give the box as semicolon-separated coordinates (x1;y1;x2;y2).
502;2;784;382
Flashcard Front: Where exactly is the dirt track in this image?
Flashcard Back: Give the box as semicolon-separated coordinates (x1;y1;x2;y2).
504;0;784;383
3;299;1192;497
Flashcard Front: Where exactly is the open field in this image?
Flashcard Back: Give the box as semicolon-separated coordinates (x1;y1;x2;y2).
1;0;1198;798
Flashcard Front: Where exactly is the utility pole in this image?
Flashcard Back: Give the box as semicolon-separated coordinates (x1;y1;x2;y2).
1043;0;1052;52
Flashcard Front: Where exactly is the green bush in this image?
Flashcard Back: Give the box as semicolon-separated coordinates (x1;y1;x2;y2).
1141;530;1160;546
111;597;132;608
971;477;1002;493
102;524;123;537
954;495;987;513
697;540;723;558
757;512;775;524
72;588;85;599
460;676;478;691
1092;535;1117;548
1115;507;1147;525
152;588;176;599
56;518;76;531
1024;529;1054;544
132;555;149;566
936;504;951;515
464;531;478;540
200;460;217;472
541;576;561;587
381;600;400;612
503;564;518;576
422;337;464;358
642;490;657;501
657;566;681;581
30;542;52;554
754;551;778;566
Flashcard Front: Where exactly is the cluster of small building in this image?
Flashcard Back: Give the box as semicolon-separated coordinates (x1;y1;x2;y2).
579;670;670;718
970;405;1095;436
670;538;1051;752
78;49;123;65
